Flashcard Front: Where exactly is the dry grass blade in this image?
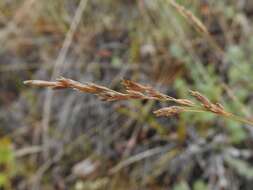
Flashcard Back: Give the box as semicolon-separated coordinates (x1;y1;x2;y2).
168;0;208;35
168;0;224;54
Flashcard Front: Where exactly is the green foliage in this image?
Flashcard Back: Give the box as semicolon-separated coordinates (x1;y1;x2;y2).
226;120;247;144
0;138;15;189
111;56;122;68
75;178;109;190
173;181;190;190
225;156;253;179
193;180;209;190
227;46;252;87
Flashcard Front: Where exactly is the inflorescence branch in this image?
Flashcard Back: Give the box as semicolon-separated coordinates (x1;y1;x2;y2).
24;77;253;126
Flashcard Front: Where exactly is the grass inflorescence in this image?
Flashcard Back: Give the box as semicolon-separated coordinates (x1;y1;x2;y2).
24;77;253;126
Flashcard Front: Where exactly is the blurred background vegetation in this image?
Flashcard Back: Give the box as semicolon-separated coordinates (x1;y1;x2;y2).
1;0;253;189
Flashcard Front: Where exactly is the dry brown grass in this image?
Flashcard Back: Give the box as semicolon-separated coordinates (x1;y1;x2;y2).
24;77;253;126
168;0;224;54
168;0;208;35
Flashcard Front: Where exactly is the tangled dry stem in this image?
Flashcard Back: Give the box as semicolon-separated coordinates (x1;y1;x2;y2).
24;77;253;126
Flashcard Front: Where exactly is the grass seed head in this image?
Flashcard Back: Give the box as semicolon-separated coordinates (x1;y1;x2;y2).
24;77;253;126
122;79;150;93
153;106;185;117
189;90;212;109
174;99;195;107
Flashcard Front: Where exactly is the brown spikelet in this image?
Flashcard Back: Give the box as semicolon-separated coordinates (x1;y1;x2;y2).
24;80;65;89
173;99;195;107
209;103;232;117
153;106;184;117
214;102;225;110
189;90;212;109
146;89;173;101
189;90;231;116
122;79;175;101
98;92;129;102
57;77;97;92
122;79;150;93
125;90;147;99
